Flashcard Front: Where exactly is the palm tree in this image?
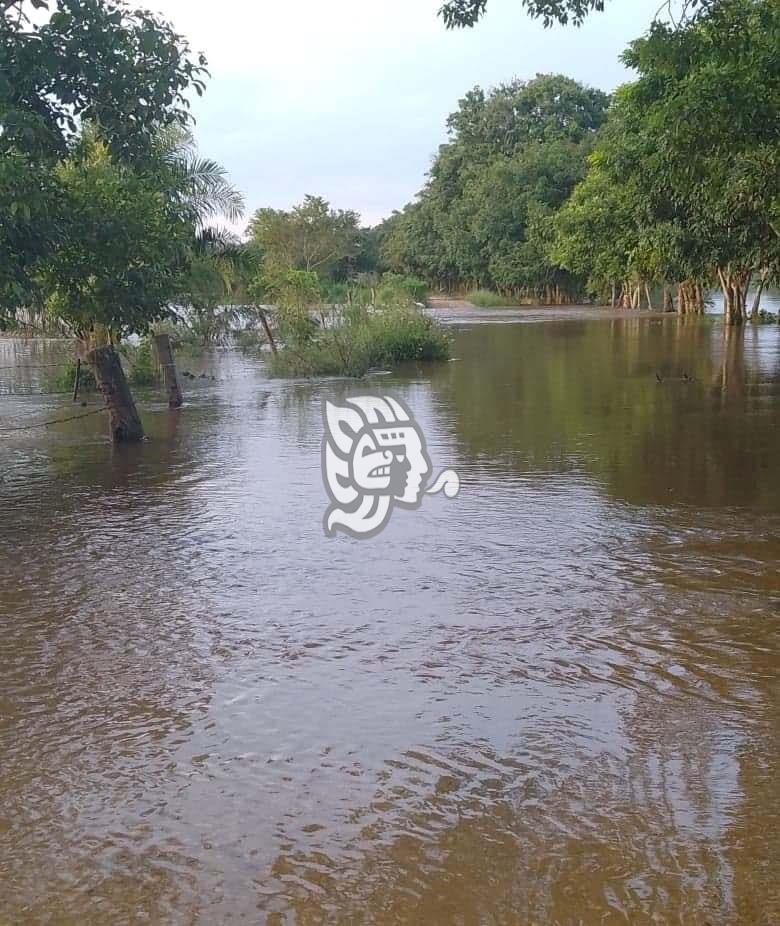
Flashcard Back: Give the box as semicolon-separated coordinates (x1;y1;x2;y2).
154;127;245;229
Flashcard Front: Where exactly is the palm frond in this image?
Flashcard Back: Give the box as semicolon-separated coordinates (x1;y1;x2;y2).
172;154;245;225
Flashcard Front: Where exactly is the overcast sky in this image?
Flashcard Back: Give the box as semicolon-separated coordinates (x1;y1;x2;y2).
144;0;663;230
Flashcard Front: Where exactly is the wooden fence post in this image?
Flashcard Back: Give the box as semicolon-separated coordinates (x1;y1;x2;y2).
153;333;183;408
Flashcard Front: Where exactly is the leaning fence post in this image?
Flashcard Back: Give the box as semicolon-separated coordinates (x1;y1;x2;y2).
72;358;82;402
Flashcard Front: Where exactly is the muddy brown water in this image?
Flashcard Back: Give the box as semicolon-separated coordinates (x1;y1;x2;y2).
1;309;778;925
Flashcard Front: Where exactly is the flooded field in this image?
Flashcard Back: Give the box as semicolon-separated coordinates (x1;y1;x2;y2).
1;310;778;924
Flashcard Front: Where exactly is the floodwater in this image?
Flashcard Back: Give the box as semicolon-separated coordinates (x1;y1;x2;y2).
1;309;778;925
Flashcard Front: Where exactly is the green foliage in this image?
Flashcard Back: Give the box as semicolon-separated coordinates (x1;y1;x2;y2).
0;0;244;340
269;294;450;378
553;0;780;318
376;273;427;306
127;339;159;386
270;307;450;378
439;0;607;29
266;269;323;346
47;358;97;393
377;74;609;300
468;289;512;307
249;195;360;282
40;136;192;338
618;0;779;284
177;232;252;346
0;0;207;163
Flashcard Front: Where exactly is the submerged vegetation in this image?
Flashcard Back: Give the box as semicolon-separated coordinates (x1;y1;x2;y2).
262;270;449;378
268;304;450;378
468;289;515;308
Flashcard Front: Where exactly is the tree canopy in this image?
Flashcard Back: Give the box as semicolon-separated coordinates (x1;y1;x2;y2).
0;0;206;162
249;195;362;285
553;0;779;318
378;74;609;299
0;0;246;340
439;0;607;28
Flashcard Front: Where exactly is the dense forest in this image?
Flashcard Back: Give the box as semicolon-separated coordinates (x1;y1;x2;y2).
376;0;779;322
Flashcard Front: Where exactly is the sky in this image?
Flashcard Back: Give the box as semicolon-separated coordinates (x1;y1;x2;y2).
143;0;665;230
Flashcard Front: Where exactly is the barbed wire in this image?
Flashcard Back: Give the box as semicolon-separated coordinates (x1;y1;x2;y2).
0;361;70;371
1;389;76;396
0;406;105;433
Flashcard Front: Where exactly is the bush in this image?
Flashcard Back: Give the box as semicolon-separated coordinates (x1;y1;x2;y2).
467;288;512;308
269;304;450;378
377;273;427;306
127;338;159;386
48;359;97;393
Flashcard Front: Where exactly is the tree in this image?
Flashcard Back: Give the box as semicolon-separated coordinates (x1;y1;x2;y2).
0;0;206;161
0;0;207;313
439;0;607;28
37;136;191;438
437;0;715;28
615;0;780;323
1;1;248;440
35;128;244;439
551;0;779;321
552;92;708;311
249;195;361;283
379;74;609;299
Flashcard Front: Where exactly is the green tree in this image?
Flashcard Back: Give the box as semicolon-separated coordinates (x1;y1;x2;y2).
605;0;779;322
439;0;607;28
41;136;191;340
437;0;716;28
1;0;206;161
1;0;208;313
379;74;609;299
37;129;244;438
249;195;361;284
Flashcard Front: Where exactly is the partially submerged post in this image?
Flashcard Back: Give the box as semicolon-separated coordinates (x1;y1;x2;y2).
86;345;144;442
257;309;278;355
153;333;184;408
71;358;82;402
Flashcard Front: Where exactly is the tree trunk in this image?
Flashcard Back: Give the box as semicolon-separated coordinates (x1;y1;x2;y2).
717;267;750;325
611;282;617;309
693;284;704;314
153;334;183;408
663;285;674;313
85;344;144;442
750;270;767;318
644;282;654;311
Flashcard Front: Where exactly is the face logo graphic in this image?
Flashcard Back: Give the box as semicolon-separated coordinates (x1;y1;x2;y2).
322;395;460;538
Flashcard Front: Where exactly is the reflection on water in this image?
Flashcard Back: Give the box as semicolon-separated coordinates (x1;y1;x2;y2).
1;313;778;924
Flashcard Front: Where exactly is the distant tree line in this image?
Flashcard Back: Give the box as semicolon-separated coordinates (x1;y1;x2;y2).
379;0;779;323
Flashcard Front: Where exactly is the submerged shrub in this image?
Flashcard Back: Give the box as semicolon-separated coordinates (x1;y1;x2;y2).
269;304;450;378
468;289;511;308
376;273;427;306
127;338;159;386
48;359;97;393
